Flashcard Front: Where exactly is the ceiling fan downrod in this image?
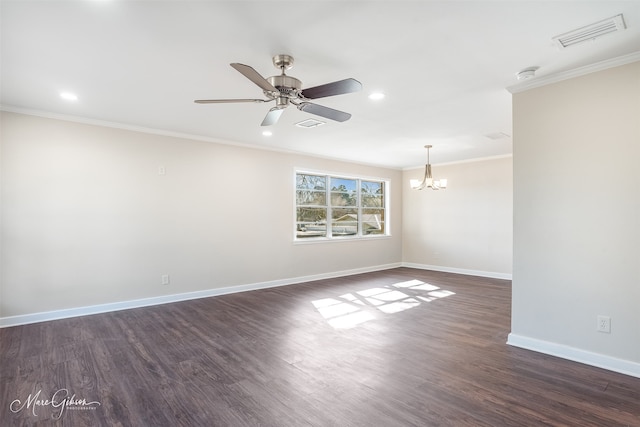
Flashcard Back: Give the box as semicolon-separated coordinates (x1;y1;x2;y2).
266;55;302;101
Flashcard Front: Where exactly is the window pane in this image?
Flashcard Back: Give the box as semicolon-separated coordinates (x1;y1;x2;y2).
330;177;357;207
297;222;326;238
361;194;383;207
330;192;356;206
362;181;382;194
331;178;356;192
362;209;384;235
296;207;327;238
296;174;326;190
331;208;358;236
296;190;326;206
297;207;326;223
362;181;384;207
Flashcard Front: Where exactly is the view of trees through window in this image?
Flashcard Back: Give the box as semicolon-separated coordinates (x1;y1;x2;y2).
296;172;386;239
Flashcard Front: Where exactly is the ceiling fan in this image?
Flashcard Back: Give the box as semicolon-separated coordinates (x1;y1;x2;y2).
195;54;362;126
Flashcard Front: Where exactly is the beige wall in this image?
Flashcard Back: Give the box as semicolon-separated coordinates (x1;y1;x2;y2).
511;62;640;369
0;112;402;318
402;156;513;278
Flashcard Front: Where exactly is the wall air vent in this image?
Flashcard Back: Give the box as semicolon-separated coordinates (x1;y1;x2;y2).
552;14;626;49
295;118;325;128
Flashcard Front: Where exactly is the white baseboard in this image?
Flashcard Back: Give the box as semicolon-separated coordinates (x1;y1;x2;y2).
402;262;512;280
0;263;401;328
507;333;640;379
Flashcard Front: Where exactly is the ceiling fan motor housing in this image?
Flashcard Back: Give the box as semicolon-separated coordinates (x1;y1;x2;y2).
267;74;302;108
267;75;302;95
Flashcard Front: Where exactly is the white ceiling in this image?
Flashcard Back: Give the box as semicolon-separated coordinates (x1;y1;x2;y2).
2;1;639;168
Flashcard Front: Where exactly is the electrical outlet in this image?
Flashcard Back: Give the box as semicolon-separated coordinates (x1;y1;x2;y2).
597;315;611;333
161;274;170;285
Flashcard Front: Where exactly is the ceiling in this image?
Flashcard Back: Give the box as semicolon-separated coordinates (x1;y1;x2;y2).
1;1;639;169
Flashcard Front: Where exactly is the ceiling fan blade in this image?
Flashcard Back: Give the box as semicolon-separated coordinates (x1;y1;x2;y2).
194;99;267;104
298;102;351;122
261;107;284;126
230;63;278;93
300;78;362;99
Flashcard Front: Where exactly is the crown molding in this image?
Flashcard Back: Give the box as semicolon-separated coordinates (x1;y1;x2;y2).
507;51;640;94
403;153;513;171
0;106;403;170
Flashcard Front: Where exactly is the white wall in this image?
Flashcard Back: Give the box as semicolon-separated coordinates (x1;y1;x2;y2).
509;61;640;376
0;112;402;320
402;156;513;278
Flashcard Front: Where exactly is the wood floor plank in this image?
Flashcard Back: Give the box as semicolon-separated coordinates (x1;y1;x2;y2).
1;267;639;426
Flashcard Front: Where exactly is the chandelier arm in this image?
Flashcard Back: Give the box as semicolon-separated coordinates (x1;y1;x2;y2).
411;164;429;190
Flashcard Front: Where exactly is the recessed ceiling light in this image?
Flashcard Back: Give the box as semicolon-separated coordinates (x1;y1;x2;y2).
60;92;78;101
368;92;385;100
262;130;273;136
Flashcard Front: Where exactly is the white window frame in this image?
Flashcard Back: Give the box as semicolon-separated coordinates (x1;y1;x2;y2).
294;169;390;243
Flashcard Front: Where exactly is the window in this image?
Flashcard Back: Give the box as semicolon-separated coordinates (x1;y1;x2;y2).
295;172;387;240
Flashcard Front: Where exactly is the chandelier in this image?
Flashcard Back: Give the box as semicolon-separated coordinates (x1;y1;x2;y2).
410;145;447;190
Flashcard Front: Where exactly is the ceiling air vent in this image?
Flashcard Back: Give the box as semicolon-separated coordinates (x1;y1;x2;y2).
552;14;626;49
295;118;325;128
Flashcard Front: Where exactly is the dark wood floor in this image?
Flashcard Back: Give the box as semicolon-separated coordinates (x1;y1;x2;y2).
1;268;639;426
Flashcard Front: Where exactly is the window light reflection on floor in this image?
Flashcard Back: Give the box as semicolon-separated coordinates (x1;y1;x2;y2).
311;279;456;329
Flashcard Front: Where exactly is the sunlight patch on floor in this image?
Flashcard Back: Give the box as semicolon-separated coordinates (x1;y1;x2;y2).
377;298;421;314
311;279;455;329
327;310;376;329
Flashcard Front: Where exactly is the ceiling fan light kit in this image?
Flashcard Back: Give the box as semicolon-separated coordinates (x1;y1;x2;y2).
195;54;362;126
411;145;447;191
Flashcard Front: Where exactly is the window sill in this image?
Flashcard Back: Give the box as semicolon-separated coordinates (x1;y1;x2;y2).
293;234;392;245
